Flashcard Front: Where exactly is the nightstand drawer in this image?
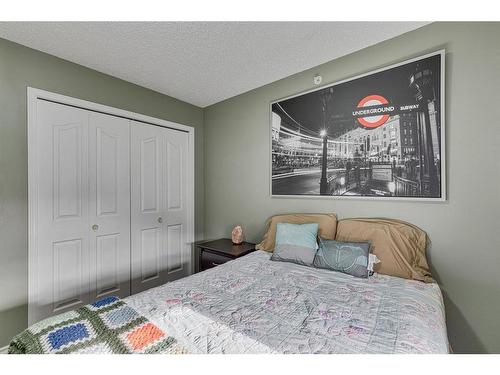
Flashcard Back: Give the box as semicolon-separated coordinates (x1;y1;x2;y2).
200;251;231;271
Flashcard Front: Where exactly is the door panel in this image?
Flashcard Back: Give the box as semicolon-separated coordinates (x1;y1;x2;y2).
140;227;161;282
163;128;190;281
53;124;83;219
131;122;164;293
167;224;183;273
131;122;191;294
52;239;86;312
95;233;120;298
140;137;160;213
166;141;182;210
96;128;119;216
36;100;90;323
89;112;130;301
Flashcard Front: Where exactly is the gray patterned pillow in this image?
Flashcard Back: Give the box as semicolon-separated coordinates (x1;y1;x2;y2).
313;238;371;278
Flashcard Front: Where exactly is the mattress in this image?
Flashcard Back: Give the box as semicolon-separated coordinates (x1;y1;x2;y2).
126;250;449;353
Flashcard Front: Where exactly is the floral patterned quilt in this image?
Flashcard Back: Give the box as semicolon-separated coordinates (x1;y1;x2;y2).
126;250;449;353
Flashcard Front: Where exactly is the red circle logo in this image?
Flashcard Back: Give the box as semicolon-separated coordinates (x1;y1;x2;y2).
356;94;390;128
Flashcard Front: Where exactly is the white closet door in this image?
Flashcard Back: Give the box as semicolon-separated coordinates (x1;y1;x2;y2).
130;121;190;294
162;127;190;282
88;112;131;301
35;100;91;323
31;101;131;324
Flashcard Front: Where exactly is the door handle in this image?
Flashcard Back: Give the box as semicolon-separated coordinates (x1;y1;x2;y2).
157;217;163;224
91;224;99;231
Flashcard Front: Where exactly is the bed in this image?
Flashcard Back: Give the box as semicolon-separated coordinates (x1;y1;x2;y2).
123;250;449;353
10;234;449;354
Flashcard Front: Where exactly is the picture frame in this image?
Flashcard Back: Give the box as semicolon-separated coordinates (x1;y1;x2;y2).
270;50;446;201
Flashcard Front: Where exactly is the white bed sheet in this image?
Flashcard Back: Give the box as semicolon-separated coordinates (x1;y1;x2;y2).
126;250;449;353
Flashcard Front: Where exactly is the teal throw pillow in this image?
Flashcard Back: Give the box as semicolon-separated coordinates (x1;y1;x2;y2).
270;223;319;266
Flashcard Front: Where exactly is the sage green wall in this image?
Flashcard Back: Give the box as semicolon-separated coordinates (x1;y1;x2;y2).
204;22;500;353
0;37;204;347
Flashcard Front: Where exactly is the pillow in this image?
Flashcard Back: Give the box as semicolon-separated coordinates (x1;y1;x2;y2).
335;218;433;282
368;254;381;273
313;238;371;278
256;213;337;252
270;223;319;266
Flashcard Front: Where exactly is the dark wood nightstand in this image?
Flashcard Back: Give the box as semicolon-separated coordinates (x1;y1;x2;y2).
196;238;256;272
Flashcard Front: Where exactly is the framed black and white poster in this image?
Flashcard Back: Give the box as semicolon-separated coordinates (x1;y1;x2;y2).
270;50;445;201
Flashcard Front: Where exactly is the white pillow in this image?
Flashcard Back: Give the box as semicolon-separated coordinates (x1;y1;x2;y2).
368;254;381;273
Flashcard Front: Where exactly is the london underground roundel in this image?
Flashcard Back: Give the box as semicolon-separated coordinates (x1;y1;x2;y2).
356;94;390;128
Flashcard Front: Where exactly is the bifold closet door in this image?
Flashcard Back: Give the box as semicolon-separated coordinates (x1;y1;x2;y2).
88;112;131;301
130;121;190;294
35;101;90;323
32;100;130;324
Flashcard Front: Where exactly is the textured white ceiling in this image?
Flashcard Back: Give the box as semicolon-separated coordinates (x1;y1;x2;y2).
0;22;428;107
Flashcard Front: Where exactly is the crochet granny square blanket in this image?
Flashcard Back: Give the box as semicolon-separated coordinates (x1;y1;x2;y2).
9;296;188;354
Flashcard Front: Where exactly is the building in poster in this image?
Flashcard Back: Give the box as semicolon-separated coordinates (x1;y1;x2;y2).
271;51;444;200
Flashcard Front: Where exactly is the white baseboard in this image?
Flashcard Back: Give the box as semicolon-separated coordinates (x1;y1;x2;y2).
0;345;8;354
